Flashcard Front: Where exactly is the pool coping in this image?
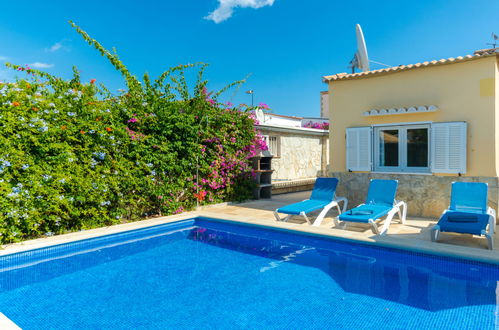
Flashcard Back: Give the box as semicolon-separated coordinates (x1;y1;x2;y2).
1;210;499;265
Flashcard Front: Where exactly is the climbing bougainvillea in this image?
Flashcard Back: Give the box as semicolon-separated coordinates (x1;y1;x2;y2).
0;22;266;243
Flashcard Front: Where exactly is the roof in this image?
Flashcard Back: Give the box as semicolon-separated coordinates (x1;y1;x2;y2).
323;48;498;82
265;113;303;120
256;124;329;136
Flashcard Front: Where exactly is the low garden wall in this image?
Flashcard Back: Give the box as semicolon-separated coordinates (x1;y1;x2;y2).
272;178;316;195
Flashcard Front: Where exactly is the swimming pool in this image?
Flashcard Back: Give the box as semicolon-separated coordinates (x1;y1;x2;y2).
0;217;497;329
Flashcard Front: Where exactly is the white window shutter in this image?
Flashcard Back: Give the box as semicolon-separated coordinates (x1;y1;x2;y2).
346;127;372;171
431;122;467;174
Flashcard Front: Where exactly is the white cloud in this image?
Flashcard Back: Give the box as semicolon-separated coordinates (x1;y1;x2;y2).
0;56;8;62
29;62;54;69
47;42;62;52
45;40;70;53
205;0;275;23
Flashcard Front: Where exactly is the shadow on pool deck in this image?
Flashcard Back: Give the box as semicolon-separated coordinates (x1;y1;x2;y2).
199;191;499;255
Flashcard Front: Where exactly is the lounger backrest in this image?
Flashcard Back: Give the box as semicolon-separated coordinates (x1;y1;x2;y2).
450;182;488;213
310;177;339;202
365;179;398;207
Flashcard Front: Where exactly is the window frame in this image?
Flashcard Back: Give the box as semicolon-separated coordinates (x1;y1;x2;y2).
263;135;281;158
373;123;431;173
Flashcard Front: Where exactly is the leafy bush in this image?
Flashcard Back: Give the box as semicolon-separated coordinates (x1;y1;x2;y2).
0;23;265;243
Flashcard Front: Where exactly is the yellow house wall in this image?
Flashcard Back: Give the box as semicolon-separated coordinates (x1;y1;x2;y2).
496;56;499;177
328;56;498;177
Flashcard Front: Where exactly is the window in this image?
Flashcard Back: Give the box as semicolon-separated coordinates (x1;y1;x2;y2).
346;122;466;174
374;124;430;173
262;135;281;157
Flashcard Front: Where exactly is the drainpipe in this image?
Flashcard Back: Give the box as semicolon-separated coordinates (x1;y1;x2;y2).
320;134;328;176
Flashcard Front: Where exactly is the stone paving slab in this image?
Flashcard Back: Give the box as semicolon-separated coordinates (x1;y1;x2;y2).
199;191;499;263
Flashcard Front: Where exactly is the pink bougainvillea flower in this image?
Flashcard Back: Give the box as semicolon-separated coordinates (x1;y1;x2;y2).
258;103;269;110
127;118;138;123
173;207;185;215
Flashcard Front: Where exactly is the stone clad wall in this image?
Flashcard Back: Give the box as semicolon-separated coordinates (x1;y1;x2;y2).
259;130;328;181
329;172;499;219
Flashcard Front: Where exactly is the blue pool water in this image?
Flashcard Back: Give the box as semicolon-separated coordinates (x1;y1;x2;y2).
0;217;498;329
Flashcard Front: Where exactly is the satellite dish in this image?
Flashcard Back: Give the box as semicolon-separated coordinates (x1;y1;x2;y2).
255;108;265;123
349;24;370;73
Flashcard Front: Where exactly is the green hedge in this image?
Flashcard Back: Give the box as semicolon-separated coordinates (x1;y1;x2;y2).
0;23;263;243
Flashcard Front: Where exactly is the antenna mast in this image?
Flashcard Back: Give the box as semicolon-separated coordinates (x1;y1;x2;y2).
487;33;498;48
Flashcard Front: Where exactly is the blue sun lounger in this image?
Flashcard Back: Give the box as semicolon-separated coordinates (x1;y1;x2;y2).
334;179;407;236
274;177;347;227
431;182;496;250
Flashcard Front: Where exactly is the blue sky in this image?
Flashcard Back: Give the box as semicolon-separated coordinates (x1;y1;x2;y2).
0;0;498;117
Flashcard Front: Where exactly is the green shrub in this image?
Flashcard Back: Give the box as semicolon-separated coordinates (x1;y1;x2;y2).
0;23;263;243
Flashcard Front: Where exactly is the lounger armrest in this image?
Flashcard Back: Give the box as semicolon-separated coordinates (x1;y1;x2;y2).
394;200;407;223
394;200;405;208
334;196;346;202
333;196;348;213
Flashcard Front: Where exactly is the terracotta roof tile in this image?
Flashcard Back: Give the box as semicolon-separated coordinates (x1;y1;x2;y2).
323;50;498;82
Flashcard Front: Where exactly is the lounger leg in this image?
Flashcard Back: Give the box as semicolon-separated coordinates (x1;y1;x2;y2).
481;229;494;250
369;220;380;235
402;202;407;224
488;210;496;235
273;211;281;222
487;234;494;250
313;203;336;227
301;212;313;225
431;225;440;242
377;208;399;236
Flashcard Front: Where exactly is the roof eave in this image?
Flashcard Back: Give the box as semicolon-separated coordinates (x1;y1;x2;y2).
322;52;498;83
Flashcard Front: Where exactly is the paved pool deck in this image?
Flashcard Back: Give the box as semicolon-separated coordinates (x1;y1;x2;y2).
2;191;499;264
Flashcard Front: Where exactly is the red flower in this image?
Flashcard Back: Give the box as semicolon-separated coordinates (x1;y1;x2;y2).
193;190;207;202
90;79;96;84
12;102;20;107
